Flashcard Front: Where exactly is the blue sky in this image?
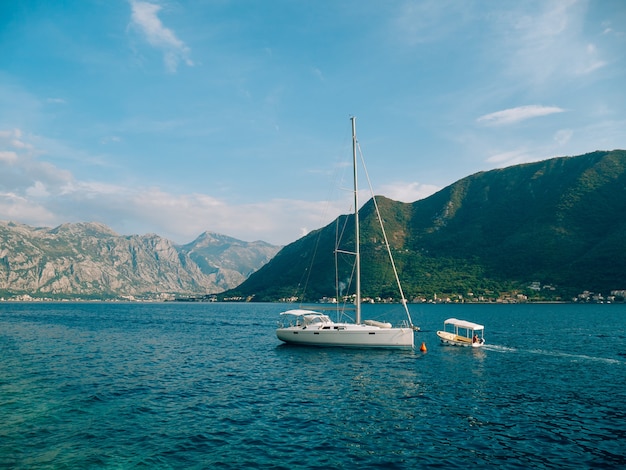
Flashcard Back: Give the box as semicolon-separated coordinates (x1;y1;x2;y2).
1;0;625;245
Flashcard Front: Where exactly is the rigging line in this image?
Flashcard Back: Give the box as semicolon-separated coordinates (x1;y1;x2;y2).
296;227;322;307
295;137;351;309
355;141;414;327
335;217;339;313
334;214;357;323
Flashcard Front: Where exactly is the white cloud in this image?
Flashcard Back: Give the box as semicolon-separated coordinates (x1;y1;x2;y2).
126;189;342;244
312;67;325;81
499;1;608;83
554;129;573;146
59;180;129;198
377;182;440;203
0;127;451;245
129;0;193;73
100;136;121;145
486;149;534;167
0;128;32;151
0;130;341;245
26;181;50;198
392;0;470;45
0;192;56;224
477;105;565;126
0;129;21;139
0;151;18;164
10;139;31;150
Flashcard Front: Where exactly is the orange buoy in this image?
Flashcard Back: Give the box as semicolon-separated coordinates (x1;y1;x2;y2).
420;342;427;352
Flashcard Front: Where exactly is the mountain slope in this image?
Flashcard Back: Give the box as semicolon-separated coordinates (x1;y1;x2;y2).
179;232;280;291
229;150;626;301
413;150;626;290
0;222;280;299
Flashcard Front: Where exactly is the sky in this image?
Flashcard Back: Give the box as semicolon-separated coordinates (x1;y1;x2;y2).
1;0;625;246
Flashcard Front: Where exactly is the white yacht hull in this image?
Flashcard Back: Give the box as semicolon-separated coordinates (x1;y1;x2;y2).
277;324;414;349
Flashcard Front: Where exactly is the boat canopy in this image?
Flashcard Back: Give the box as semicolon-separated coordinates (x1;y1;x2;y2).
279;309;333;326
279;309;324;317
443;318;484;331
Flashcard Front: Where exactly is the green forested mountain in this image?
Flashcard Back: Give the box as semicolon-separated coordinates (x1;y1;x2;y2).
227;150;626;302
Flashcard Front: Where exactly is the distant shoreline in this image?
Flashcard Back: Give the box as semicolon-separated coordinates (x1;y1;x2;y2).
1;298;622;305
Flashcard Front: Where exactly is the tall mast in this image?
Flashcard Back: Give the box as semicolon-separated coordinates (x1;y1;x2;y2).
351;116;361;324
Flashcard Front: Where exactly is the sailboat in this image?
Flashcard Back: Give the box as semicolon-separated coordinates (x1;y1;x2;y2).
276;117;416;349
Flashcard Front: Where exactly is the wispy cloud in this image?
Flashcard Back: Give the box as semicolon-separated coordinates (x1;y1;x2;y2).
554;129;573;146
129;0;193;73
311;67;325;82
0;191;56;224
392;0;470;45
498;1;608;83
377;181;440;203
0;129;341;244
477;105;565;126
485;148;533;167
0;129;32;151
0;151;18;164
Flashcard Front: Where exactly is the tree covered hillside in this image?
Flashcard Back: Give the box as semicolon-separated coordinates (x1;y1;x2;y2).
226;150;626;302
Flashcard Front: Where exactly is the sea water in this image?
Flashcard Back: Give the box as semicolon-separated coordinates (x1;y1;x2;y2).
1;302;625;469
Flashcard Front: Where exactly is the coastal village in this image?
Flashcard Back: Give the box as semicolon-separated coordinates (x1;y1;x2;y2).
3;283;625;304
4;285;626;304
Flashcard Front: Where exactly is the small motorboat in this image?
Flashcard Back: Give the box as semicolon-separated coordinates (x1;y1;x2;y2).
437;318;485;347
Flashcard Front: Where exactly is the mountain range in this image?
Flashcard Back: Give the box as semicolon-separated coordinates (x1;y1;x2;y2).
2;149;624;302
227;149;626;302
0;222;280;300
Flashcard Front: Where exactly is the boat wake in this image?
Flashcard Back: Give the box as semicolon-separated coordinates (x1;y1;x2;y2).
529;349;622;365
483;344;622;364
482;344;517;353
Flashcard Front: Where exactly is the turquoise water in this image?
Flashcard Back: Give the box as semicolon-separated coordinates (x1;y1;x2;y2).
1;302;625;468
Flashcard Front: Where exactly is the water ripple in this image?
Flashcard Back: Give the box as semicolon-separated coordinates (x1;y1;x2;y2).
1;302;626;468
